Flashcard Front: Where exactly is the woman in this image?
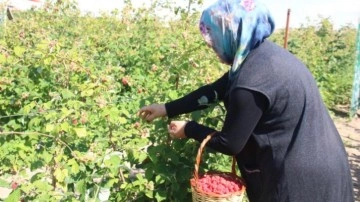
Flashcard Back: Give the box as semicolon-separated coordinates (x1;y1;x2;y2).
138;0;355;201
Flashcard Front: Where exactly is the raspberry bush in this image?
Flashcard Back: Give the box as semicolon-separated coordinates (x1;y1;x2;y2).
0;0;356;201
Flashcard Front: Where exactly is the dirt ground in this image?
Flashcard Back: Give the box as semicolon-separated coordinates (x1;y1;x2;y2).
334;116;360;201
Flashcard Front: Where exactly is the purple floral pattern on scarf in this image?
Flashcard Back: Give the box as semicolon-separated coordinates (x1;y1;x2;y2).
241;0;255;12
199;0;275;79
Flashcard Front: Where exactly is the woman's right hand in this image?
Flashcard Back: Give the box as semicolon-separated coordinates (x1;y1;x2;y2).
138;104;167;122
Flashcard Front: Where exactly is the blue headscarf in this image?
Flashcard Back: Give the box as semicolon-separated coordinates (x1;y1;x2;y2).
199;0;275;80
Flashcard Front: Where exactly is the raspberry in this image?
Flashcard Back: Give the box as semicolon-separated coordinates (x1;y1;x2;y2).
195;174;243;195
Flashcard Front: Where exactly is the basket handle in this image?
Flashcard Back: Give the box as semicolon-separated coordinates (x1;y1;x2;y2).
193;132;237;180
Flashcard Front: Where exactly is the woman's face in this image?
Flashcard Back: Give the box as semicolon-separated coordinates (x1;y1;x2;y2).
203;40;232;65
199;13;235;66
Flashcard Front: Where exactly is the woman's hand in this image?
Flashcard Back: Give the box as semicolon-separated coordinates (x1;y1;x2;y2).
168;121;188;139
138;104;167;122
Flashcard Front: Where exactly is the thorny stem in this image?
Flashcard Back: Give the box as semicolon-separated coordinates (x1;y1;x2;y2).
119;168;126;183
175;74;179;90
108;121;117;151
0;131;72;190
0;131;75;157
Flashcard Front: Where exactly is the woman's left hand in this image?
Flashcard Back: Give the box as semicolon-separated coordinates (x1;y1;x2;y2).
168;121;188;139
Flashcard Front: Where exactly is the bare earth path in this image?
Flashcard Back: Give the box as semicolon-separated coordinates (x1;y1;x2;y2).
335;117;360;201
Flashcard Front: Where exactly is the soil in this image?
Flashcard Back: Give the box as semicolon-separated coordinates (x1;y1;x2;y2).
334;116;360;201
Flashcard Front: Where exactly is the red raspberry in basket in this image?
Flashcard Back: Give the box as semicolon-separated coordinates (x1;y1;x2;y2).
196;174;243;195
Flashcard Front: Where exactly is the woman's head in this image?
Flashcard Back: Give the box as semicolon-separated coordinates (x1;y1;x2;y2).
199;0;274;77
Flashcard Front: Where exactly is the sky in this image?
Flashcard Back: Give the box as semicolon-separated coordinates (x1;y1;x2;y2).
8;0;360;29
262;0;360;29
79;0;360;29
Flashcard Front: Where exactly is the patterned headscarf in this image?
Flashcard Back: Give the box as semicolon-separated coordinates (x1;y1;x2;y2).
199;0;275;79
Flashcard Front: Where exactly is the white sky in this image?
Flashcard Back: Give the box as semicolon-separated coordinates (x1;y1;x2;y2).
7;0;360;29
263;0;360;29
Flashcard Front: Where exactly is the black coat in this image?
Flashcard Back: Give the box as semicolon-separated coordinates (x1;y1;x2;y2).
166;40;354;202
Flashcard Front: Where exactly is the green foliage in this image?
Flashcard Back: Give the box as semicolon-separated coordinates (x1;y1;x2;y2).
270;17;357;108
0;1;227;201
0;1;356;202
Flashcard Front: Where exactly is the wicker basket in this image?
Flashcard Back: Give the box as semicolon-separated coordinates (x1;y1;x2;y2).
190;133;246;202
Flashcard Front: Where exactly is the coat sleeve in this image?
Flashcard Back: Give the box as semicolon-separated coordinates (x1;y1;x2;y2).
165;72;229;118
184;88;268;155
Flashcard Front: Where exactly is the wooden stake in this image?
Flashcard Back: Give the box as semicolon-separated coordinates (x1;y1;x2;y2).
284;9;291;49
350;20;360;118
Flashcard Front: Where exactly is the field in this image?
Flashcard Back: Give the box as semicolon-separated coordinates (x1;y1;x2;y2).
0;1;358;201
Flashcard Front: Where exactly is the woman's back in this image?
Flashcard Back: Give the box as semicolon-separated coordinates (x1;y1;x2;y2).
231;40;354;202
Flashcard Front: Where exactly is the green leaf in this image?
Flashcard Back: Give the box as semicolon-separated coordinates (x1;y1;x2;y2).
168;90;178;100
42;151;53;163
14;46;26;57
120;182;127;189
155;175;165;184
121;109;131;118
60;122;70;132
0;54;6;64
36;41;48;50
145;189;153;199
28;117;42;128
154;190;167;202
54;168;68;183
67;159;80;174
136;152;147;163
74;127;87;138
43;55;55;65
61;89;75;99
22;101;36;115
104;179;118;188
60;108;74;120
45;124;55;132
104;155;121;167
75;179;86;196
30;172;45;183
80;89;94;97
0;178;9;188
33;180;52;192
191;110;202;122
34;50;43;56
119;117;127;124
18;150;27;160
4;189;21;202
